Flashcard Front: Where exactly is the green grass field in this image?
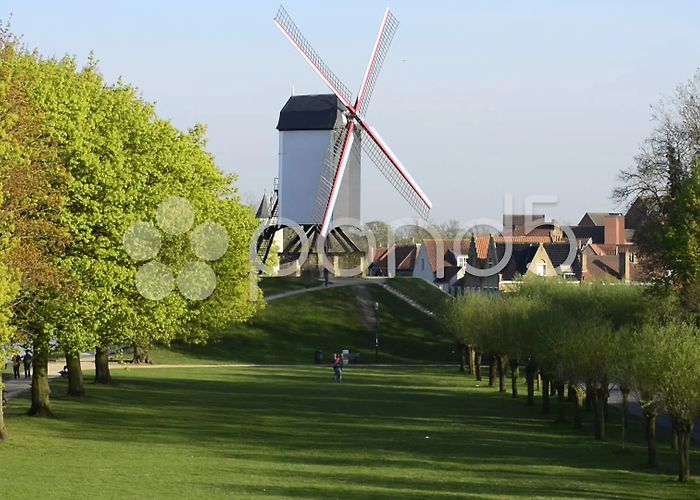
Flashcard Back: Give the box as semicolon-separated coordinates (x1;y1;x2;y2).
153;285;456;365
0;366;696;499
258;275;322;296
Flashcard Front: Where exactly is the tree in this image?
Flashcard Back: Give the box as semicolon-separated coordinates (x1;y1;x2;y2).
364;221;391;248
438;219;463;239
0;28;72;414
655;321;700;482
1;29;263;411
615;70;700;303
621;322;669;467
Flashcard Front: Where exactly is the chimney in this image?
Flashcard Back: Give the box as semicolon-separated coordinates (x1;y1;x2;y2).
580;252;588;281
618;252;631;282
604;213;625;246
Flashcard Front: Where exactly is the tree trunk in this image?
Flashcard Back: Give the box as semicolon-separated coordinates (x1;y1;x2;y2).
65;352;85;397
550;380;557;397
584;381;592;411
488;356;496;387
94;346;112;385
458;343;467;373
644;409;657;467
541;374;551;414
0;383;8;440
567;384;575;402
573;384;585;430
525;363;536;405
675;420;692;482
621;386;630;430
468;346;476;376
556;381;566;422
509;358;519;398
591;385;606;440
496;355;506;392
28;341;52;417
671;419;678;450
474;351;482;381
133;343;152;364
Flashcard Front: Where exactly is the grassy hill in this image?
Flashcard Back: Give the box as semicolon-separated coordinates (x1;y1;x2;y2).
383;277;452;312
152;282;456;365
258;275;322;296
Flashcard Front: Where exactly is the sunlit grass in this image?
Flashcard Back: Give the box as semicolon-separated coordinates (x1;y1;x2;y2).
0;366;695;499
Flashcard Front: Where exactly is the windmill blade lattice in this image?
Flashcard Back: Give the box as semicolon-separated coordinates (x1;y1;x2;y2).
355;9;399;118
274;6;355;109
313;125;359;225
359;124;431;220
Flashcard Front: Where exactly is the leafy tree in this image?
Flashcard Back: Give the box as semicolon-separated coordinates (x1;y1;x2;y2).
0;29;71;414
1;29;263;413
655;321;700;482
615;70;700;306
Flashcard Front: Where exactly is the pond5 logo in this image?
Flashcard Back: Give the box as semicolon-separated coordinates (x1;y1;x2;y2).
123;196;229;301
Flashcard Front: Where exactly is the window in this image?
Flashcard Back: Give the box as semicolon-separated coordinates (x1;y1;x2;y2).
536;263;546;276
457;255;468;267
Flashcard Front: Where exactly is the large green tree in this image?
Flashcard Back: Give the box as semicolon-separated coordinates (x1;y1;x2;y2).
1;29;262;414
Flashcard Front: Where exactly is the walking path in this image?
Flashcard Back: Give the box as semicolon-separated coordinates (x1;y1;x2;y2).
380;283;435;317
608;387;700;443
3;361;456;400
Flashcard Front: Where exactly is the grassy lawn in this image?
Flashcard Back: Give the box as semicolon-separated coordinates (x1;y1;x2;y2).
152;285;456;365
0;366;695;499
384;277;452;313
259;275;322;296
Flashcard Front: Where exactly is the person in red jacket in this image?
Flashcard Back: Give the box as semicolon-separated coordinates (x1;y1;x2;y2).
333;353;343;383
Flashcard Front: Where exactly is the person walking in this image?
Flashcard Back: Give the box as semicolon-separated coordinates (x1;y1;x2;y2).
333;353;343;383
11;354;21;380
23;351;32;379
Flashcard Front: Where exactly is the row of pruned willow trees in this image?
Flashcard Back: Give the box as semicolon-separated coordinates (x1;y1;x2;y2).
0;28;263;436
443;280;700;482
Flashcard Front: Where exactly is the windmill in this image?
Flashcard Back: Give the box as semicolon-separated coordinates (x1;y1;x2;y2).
256;5;432;267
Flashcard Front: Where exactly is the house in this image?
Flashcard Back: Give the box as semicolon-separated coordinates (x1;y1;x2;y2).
412;233;581;294
571;210;638;245
368;244;419;277
577;212;647;282
454;239;581;295
412;239;470;292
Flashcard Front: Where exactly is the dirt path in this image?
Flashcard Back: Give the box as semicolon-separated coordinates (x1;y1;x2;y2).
352;285;378;333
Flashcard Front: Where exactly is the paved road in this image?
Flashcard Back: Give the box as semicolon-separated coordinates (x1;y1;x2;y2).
608;387;700;443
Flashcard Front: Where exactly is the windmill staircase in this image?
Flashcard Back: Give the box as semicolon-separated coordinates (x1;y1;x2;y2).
256;181;279;267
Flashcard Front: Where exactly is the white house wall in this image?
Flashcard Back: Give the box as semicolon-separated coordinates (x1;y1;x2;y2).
412;245;436;283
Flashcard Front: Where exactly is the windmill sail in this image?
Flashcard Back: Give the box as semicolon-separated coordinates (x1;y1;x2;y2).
358;123;432;220
355;9;399;118
275;5;432;236
273;6;354;109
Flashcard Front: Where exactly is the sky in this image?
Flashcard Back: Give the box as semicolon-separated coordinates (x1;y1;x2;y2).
4;1;700;228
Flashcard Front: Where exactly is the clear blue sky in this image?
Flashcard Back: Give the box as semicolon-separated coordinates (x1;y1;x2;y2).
4;1;700;227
